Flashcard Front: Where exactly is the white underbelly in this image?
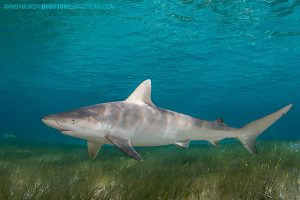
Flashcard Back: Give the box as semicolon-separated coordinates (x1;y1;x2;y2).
88;132;177;147
77;121;184;147
130;128;181;146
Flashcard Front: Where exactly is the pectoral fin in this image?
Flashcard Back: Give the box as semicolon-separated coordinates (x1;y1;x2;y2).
87;141;103;158
105;135;143;161
174;140;190;148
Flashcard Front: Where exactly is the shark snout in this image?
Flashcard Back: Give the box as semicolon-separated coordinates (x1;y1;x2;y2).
42;118;57;127
41;116;63;130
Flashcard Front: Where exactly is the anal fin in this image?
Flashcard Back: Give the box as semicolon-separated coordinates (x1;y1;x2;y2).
208;140;219;147
87;141;103;159
106;135;143;161
174;140;190;148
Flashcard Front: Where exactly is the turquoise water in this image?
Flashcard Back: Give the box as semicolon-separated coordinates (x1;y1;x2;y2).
0;0;299;143
0;2;300;199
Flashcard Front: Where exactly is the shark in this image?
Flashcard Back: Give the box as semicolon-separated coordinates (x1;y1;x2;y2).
42;79;292;161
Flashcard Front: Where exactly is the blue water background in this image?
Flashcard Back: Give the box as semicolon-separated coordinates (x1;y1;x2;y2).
0;0;299;143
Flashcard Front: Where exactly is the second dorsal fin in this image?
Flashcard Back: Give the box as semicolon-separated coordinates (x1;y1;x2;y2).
213;118;228;127
215;118;224;124
126;79;154;106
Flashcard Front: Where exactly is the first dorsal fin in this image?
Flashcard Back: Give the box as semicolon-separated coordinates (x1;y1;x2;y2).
126;79;154;106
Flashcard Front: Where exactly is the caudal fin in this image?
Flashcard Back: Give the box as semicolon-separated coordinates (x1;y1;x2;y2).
238;104;292;154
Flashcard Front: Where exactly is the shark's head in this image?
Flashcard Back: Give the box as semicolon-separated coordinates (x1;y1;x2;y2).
42;114;75;132
41;109;95;137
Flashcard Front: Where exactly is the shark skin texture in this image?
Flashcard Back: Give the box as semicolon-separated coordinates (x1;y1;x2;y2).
42;80;292;161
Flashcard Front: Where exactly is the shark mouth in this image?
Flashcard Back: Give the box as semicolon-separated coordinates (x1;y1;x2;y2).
54;120;69;132
60;130;76;136
61;130;71;133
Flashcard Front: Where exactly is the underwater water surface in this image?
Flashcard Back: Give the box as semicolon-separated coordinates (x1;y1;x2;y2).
0;0;300;199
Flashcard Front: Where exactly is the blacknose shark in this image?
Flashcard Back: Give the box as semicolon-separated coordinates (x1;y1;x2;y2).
42;80;292;161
